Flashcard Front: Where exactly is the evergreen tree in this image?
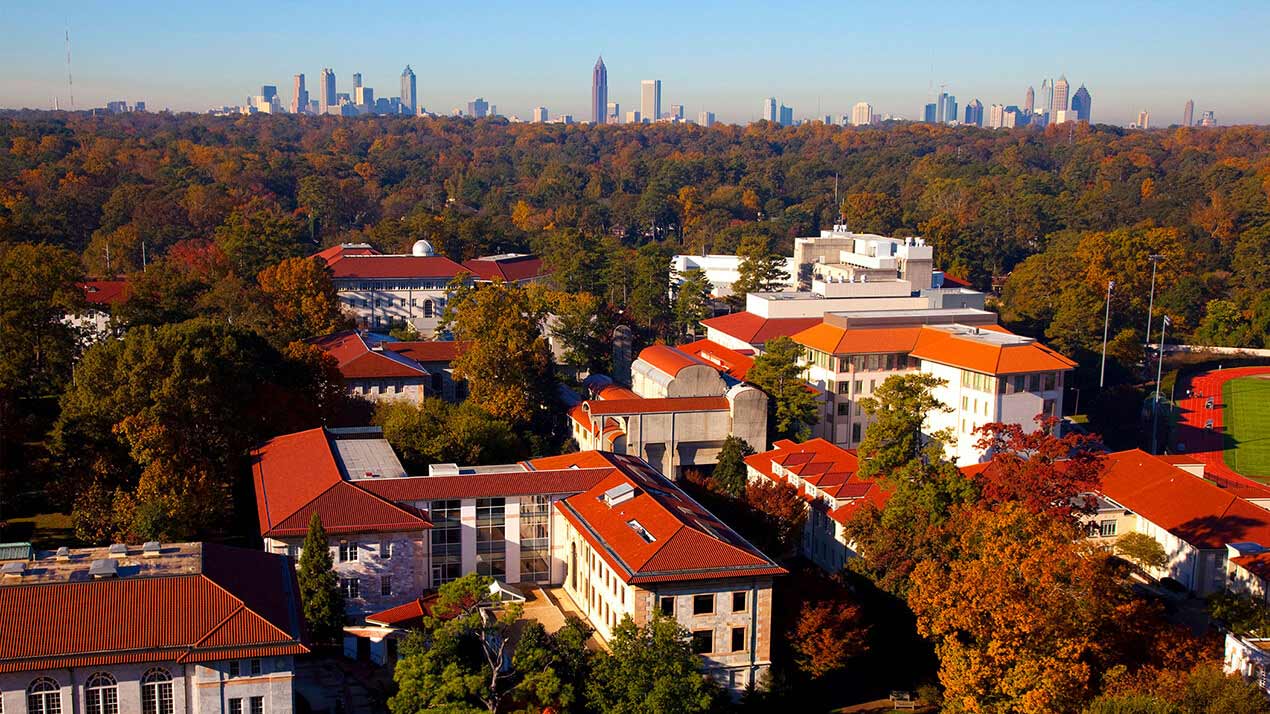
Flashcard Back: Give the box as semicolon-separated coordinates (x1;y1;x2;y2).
629;243;673;338
746;336;818;441
728;235;789;309
298;513;345;645
673;268;713;338
713;435;755;498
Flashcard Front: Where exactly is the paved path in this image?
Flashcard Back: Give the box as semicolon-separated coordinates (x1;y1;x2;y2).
1175;366;1270;488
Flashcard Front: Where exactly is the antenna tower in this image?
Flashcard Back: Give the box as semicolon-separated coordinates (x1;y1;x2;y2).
65;28;74;110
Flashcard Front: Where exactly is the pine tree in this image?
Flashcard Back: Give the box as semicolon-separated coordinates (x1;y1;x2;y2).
298;513;345;645
673;268;713;338
747;336;818;441
728;235;789;309
713;435;755;498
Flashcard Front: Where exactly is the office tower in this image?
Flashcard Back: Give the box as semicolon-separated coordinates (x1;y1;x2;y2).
320;68;336;114
1025;86;1035;114
401;66;417;115
290;74;308;114
1136;110;1150;129
1002;106;1022;128
698;111;715;127
670;104;684;121
353;73;362;90
625;110;641;124
641;80;661;124
763;97;778;122
851;101;873;126
490;104;497;117
591;56;608;124
936;92;948;123
355;85;373;111
778;104;793;127
1040;78;1053;116
943;95;958;124
964;99;983;127
1183;99;1194;127
922;103;936;123
1071;85;1091;122
261;85;277;104
1199;110;1216;127
607;102;620;123
1053;75;1070;113
532;106;548;123
987;103;1005;129
467;97;489;118
134;101;145;112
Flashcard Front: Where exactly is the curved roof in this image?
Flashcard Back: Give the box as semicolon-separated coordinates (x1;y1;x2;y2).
636;344;712;377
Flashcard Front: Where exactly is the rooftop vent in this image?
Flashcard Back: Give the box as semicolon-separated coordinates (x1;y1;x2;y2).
108;543;128;557
142;541;161;558
626;519;656;543
429;463;460;477
1;561;26;578
55;547;71;561
89;559;119;579
602;482;637;507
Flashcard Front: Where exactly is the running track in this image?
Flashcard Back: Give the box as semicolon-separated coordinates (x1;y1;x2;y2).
1175;366;1270;489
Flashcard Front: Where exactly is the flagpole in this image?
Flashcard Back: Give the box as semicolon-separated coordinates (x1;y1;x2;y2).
1151;316;1169;454
1100;280;1114;388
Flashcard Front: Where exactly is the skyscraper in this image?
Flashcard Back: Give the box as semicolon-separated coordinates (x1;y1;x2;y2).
261;85;277;104
320;68;336;114
1053;75;1070;113
290;74;308;114
591;56;607;124
1199;110;1216;127
532;106;548;123
851;101;873;126
401;66;417;115
355;85;373;112
698;111;715;127
964;99;984;127
1071;85;1091;123
987;104;1005;129
670;104;684;121
1025;86;1035;114
641;80;661;124
936;92;948;123
1040;78;1054;117
1183;99;1194;127
763;97;777;122
778;104;793;127
467;97;490;118
352;73;362;90
923;103;937;123
1136;110;1150;129
943;95;958;125
607;102;620;123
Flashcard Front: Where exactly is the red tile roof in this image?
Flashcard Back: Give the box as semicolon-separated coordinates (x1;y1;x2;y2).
265;481;430;538
365;594;442;628
556;453;785;584
745;439;884;524
312;243;381;265
78;280;130;306
637;344;713;377
0;543;307;673
582;396;730;416
908;326;1075;375
461;254;548;282
677;339;754;381
386;340;469;363
1099;449;1270;550
700;312;822;346
793;324;925;355
328;255;466;280
1232;552;1270;582
309;331;430;379
358;469;613;502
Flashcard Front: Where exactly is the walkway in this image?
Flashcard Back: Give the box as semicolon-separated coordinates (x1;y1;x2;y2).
1175;366;1270;489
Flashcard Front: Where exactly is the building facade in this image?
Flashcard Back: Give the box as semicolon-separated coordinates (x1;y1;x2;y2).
641;80;661;124
591;57;607;125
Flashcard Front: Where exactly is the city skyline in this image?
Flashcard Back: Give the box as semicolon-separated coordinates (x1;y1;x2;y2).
2;2;1269;125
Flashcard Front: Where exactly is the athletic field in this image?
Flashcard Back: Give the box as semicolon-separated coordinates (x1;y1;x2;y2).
1224;375;1270;479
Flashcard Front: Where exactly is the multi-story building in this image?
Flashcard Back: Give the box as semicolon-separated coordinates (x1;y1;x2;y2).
307;331;468;403
624;110;641;124
400;65;416;115
1135;110;1151;130
567;343;768;476
532;106;548;123
320;68;336;114
290;74;308;115
851;102;873;126
1072;85;1092;123
778;104;793;127
1053;75;1070;113
1024;86;1035;114
467;98;490;118
591;56;608;124
250;429;782;692
762;97;777;123
698;111;715;127
608;102;620;122
964;99;984;127
641;80;661;124
0;542;307;714
1199;110;1217;127
670;253;797;299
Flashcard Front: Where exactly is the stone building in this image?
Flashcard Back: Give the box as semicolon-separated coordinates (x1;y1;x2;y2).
0;542;307;714
308;331;469;403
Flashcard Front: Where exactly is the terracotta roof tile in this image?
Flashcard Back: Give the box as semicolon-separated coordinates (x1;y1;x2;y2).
386;340;469;363
328;255;466;280
358;469;612;502
909;326;1075;375
700;312;821;345
792;323;925;355
677;339;754;381
264;481;430;538
460;255;547;282
78;280;130;306
637;344;713;377
252;428;345;537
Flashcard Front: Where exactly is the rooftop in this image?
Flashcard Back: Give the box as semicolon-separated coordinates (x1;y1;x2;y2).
307;331;431;380
699;312;822;346
908;324;1076;375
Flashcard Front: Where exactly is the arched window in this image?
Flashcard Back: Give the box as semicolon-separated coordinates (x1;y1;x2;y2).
85;673;118;714
140;668;173;714
423;300;435;318
27;677;61;714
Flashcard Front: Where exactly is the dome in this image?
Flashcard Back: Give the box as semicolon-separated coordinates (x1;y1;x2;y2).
411;239;435;257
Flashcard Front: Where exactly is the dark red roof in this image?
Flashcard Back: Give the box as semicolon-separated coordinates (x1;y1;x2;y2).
328;255;466;280
700;312;822;345
312;243;381;265
309;331;430;379
358;469;612;502
745;439;883;524
365;595;441;628
252;428;344;537
265;481;430;538
556;453;785;584
386;340;470;363
460;254;548;282
0;543;307;673
78;280;130;306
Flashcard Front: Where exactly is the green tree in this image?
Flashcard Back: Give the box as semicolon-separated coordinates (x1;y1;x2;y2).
513;616;594;712
1207;592;1270;638
586;614;723;714
0;243;86;397
747;336;817;441
373;398;525;471
629;243;673;337
545;289;611;375
713;435;755;498
729;235;789;309
298;513;345;645
213;197;308;277
856;372;952;480
1231;224;1270;303
1115;532;1168;572
673;268;713;338
841;192;902;235
1194;299;1251;347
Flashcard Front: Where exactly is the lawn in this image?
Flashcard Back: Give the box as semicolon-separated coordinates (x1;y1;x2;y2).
1224;376;1270;478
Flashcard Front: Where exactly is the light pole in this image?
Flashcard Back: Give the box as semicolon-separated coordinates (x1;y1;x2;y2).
1144;254;1165;347
1100;279;1114;389
1151;315;1171;455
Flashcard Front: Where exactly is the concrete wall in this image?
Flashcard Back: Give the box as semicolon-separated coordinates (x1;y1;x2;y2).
346;377;429;404
335;286;450;337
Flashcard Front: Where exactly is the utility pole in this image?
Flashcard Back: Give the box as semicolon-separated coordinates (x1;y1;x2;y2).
1151;315;1171;454
1099;280;1114;388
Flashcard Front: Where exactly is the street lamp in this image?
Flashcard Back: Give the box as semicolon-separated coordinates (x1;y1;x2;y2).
1151;315;1172;455
1144;254;1165;348
1099;280;1114;389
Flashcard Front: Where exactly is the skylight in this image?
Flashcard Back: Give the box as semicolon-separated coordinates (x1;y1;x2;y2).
626;519;656;543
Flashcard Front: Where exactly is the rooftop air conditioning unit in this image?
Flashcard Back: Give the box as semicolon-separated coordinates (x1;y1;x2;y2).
603;482;637;507
142;541;162;558
89;559;119;579
1;562;25;578
108;543;128;557
55;546;71;561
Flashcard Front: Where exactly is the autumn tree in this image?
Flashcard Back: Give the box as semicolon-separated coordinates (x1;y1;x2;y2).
673;268;713;338
791;599;870;679
747;336;817;441
1115;532;1168;572
841;192;902;235
544;289;611;376
970;416;1106;520
0;243;86;397
374;398;526;471
729;235;789;309
745;478;808;558
586;614;723;714
256;256;349;344
713;435;755;499
298;513;345;645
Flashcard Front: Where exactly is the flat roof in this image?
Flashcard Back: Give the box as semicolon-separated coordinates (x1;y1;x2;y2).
1;543;203;586
335;438;409;480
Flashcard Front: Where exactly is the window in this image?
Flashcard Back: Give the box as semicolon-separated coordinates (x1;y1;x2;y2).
732;627;747;652
229;700;242;714
520;495;552;584
381;575;392;597
1099;520;1117;537
380;540;392;559
660;596;675;616
476;498;506;578
141;669;173;714
693;594;714;615
28;677;60;714
851;423;862;442
836;402;849;416
836;381;850;394
341;578;360;599
732;591;747;612
338;542;357;562
85;673;117;714
430;499;462;585
691;630;714;654
853;380;863;393
249;659;261;676
228;660;240;678
1028;374;1041;392
1042;372;1057;391
250;697;264;714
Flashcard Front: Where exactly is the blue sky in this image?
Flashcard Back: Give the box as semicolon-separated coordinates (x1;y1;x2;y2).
2;0;1269;125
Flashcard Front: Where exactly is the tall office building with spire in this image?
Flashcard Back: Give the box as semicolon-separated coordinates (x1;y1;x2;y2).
1183;99;1194;127
592;57;608;124
401;66;417;115
641;80;661;123
1071;85;1092;123
1040;78;1053;117
1053;75;1070;113
320;68;336;114
290;74;308;114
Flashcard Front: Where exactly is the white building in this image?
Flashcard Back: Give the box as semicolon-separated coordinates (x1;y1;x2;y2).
851;102;873;126
670;254;797;299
